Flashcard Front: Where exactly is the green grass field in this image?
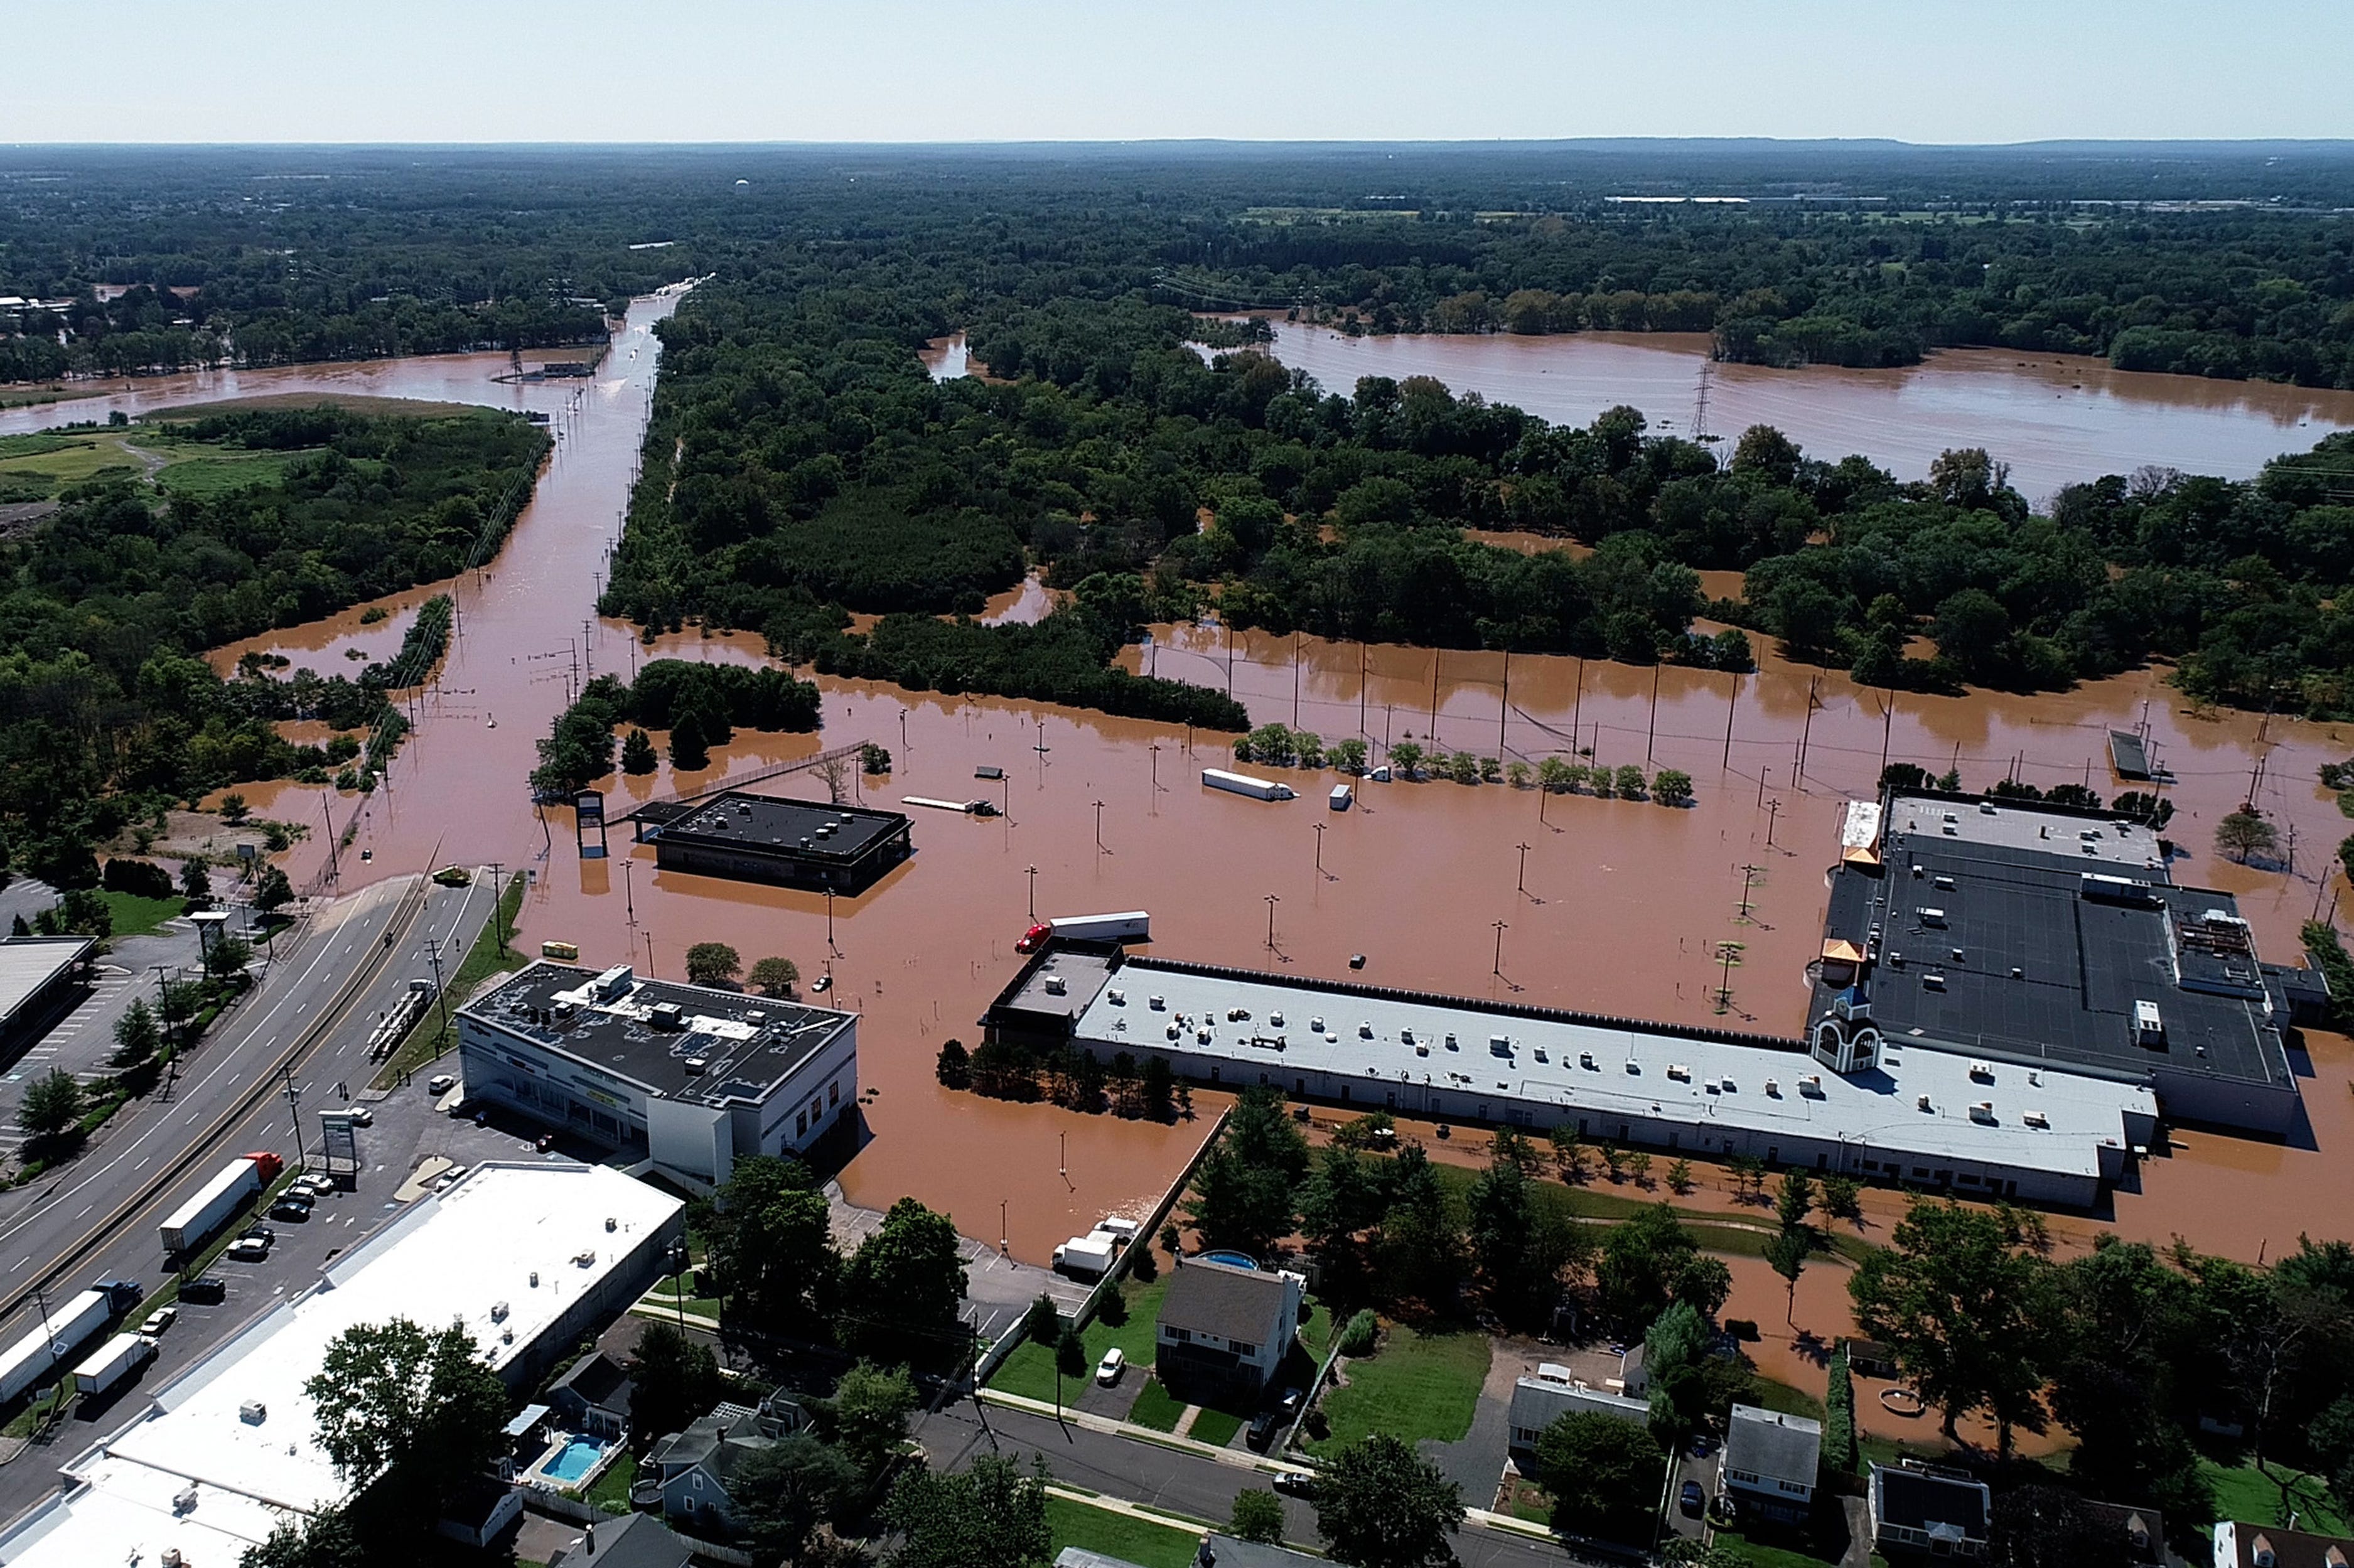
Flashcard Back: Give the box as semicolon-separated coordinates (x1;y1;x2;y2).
1189;1406;1244;1448
153;450;309;498
1309;1324;1489;1456
1749;1376;1827;1424
584;1450;636;1513
100;889;185;938
2201;1457;2349;1535
1127;1378;1186;1431
1046;1496;1203;1568
1716;1528;1844;1568
987;1272;1170;1405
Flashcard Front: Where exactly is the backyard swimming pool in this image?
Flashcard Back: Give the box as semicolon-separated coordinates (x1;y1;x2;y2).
543;1437;605;1484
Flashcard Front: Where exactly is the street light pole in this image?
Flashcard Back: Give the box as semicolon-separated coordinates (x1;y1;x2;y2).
826;889;839;955
1314;822;1326;878
1492;920;1508;976
1515;841;1533;896
1264;893;1279;951
1025;865;1038;922
1094;799;1107;854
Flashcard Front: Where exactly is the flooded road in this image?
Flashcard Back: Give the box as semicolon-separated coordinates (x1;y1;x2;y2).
14;299;2351;1265
1227;321;2354;501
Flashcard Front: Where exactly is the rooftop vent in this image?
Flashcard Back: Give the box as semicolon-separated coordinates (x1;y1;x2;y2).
239;1401;266;1426
2024;1110;2050;1129
683;1058;709;1076
1969;1102;1996;1124
1917;1093;1934;1112
490;1300;510;1321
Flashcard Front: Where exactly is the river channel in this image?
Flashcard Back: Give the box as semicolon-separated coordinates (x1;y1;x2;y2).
8;309;2353;1269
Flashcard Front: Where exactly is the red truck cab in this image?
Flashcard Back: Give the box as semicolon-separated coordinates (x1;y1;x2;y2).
1014;922;1053;954
244;1151;286;1183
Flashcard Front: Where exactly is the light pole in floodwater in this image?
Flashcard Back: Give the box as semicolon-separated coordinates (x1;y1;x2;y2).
1264;893;1280;952
1491;920;1509;977
1516;842;1534;897
621;857;635;926
1314;822;1327;879
1149;743;1162;807
1026;865;1038;922
1766;798;1784;849
1094;800;1108;854
826;889;839;956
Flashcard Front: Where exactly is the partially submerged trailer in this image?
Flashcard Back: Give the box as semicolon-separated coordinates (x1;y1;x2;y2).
1203;768;1294;802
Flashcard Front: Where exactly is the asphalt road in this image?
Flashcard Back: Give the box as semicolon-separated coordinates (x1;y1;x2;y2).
0;869;498;1342
920;1399;1584;1568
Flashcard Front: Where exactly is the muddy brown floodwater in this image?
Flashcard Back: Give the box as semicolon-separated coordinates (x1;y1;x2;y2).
1225;320;2354;502
17;298;2353;1268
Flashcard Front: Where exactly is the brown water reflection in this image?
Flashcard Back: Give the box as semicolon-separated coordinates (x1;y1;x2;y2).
1237;322;2354;500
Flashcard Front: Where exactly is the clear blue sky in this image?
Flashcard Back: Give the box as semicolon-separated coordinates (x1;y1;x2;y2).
5;0;2348;145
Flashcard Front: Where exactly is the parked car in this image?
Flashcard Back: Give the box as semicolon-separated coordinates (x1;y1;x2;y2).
336;1106;373;1127
140;1306;178;1336
268;1198;313;1222
1272;1471;1318;1498
435;1164;470;1190
290;1175;334;1200
1679;1481;1706;1518
1246;1411;1280;1452
1278;1387;1304;1416
179;1277;226;1304
1687;1434;1717;1458
226;1236;272;1262
426;1073;456;1095
1095;1348;1124;1387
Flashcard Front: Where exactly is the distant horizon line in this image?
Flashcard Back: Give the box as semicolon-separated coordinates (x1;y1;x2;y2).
6;136;2354;154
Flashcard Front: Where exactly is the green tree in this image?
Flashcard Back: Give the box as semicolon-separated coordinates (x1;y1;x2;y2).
304;1318;508;1525
620;728;659;774
180;856;212;905
627;1321;724;1443
18;1068;83;1139
935;1038;971;1089
1332;738;1369;775
1596;1203;1731;1329
239;1508;363;1568
1182;1086;1308;1257
1230;1487;1286;1544
1468;1132;1586;1329
1665;1159;1694;1195
702;1155;840;1336
111;999;161;1069
1765;1227;1813;1324
1020;1292;1063;1349
2217;808;2279;864
734;1432;859;1563
205;933;254;979
748;955;801;997
670;712;710;771
840;1197;967;1363
1775;1169;1816;1232
1055;1323;1087;1382
1820;1173;1862;1223
1313;1432;1463;1568
1652;768;1694;806
1849;1198;2054;1450
1530;1410;1665;1544
884;1453;1051;1568
685;941;741;987
253;863;296;914
1388;740;1424;779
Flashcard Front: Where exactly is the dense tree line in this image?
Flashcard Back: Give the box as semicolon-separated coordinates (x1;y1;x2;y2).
528;660;824;795
0;409;542;883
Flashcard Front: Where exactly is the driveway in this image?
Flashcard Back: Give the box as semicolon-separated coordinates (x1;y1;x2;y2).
1421;1341;1521;1506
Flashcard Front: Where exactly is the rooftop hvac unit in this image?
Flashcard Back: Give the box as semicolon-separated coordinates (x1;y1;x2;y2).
1969;1061;1995;1082
1042;975;1067;997
1917;1093;1934;1112
1489;1035;1511;1056
1917;907;1947;927
239;1401;267;1426
1667;1063;1690;1081
1798;1074;1824;1097
2023;1110;2050;1129
1764;1079;1780;1097
1107;989;1125;1006
2133;999;2164;1048
682;1058;707;1076
1580;1051;1596;1069
1149;996;1166;1010
1969;1102;1996;1124
490;1301;510;1322
1923;972;1947;991
174;1486;198;1516
1400;1028;1414;1045
1269;1011;1284;1027
1308;1016;1323;1032
1359;1022;1373;1038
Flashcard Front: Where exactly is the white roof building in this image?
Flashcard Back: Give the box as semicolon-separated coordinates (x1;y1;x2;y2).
0;1163;682;1568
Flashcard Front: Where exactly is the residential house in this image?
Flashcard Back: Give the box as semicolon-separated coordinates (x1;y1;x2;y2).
547;1512;697;1568
1869;1463;1992;1560
643;1402;770;1537
1154;1259;1304;1405
1505;1369;1649;1464
548;1350;635;1440
2213;1520;2354;1568
1719;1404;1821;1523
2077;1500;2164;1565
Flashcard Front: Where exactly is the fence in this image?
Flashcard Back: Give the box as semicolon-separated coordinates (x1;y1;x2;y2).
968;1102;1233;1389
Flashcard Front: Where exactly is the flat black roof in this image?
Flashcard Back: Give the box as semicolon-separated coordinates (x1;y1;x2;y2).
461;961;855;1108
650;791;907;864
1819;808;2286;1088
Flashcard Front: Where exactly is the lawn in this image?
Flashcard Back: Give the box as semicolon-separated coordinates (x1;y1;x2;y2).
2201;1457;2350;1535
1188;1405;1244;1447
154;450;309;499
1046;1496;1203;1568
1716;1528;1844;1568
1749;1375;1826;1424
100;889;185;938
585;1449;636;1513
1309;1324;1490;1456
987;1271;1169;1405
1127;1378;1186;1431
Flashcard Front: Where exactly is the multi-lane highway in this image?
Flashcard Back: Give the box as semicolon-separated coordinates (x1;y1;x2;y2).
0;869;500;1356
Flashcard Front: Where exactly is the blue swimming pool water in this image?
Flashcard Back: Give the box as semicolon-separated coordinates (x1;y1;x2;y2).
1201;1250;1259;1270
545;1438;604;1483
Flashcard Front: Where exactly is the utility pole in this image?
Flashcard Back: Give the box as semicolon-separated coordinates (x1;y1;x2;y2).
1491;920;1509;976
321;794;341;886
281;1065;305;1172
1428;649;1441;742
1025;865;1039;922
424;936;451;1041
644;930;655;976
1516;842;1534;895
1738;864;1763;921
621;857;635;926
1094;799;1109;854
486;862;506;956
1292;631;1302;728
1646;664;1661;765
1314;821;1327;878
826;889;839;956
1149;742;1161;808
1723;671;1739;768
1264;893;1280;952
1766;797;1784;849
1499;650;1510;758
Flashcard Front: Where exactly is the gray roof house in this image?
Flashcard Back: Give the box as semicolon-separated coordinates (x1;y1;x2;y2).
1869;1464;1992;1560
643;1404;773;1538
1719;1404;1821;1523
2212;1520;2354;1568
1155;1259;1304;1405
1505;1371;1649;1463
548;1350;635;1439
547;1512;697;1568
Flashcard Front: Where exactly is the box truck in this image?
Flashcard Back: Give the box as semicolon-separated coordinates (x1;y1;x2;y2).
159;1152;284;1257
71;1332;156;1399
1202;768;1294;802
1053;1232;1119;1278
0;1286;117;1405
1016;911;1151;952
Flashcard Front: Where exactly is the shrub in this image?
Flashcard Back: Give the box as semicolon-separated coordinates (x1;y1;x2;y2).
1337;1309;1379;1357
102;857;176;899
1652;768;1693;806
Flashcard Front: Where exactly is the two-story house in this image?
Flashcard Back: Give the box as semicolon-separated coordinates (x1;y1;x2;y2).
1869;1463;1992;1560
1719;1404;1821;1523
1154;1258;1305;1405
547;1350;635;1441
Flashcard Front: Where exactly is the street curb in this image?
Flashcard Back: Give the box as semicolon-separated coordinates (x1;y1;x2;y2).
977;1387;1314;1475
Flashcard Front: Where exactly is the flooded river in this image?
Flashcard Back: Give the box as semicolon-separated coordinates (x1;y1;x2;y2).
12;301;2353;1266
1215;322;2354;502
